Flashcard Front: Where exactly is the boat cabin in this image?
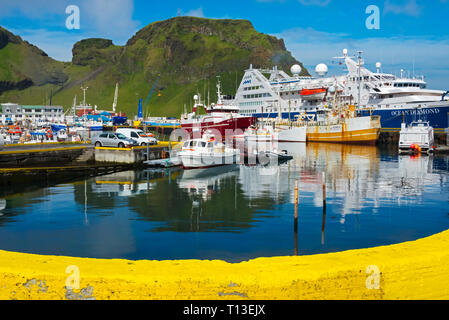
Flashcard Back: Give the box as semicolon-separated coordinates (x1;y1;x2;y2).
399;120;435;154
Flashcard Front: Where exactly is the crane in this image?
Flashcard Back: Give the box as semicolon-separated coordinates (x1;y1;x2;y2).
143;75;161;118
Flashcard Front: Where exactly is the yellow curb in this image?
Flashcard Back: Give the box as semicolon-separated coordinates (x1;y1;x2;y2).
95;141;180;151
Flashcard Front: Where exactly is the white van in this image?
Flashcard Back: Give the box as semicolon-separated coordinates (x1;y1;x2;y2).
116;128;158;146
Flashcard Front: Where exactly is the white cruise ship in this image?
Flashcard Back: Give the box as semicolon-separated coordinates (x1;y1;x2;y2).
229;49;449;132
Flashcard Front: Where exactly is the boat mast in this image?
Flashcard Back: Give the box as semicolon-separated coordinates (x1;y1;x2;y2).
81;86;88;107
112;82;118;114
288;85;292;128
357;51;363;107
73;95;77;118
216;76;222;105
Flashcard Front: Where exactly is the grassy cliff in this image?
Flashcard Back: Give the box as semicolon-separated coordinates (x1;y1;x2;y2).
0;17;308;117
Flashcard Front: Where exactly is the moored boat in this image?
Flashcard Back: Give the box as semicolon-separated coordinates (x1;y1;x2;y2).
306;105;381;145
181;80;255;140
399;120;435;154
178;134;240;169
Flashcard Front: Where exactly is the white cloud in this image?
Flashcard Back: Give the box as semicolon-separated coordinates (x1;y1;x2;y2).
183;7;205;18
0;0;66;19
10;28;84;62
275;27;449;89
383;0;422;17
80;0;140;40
256;0;331;5
298;0;331;6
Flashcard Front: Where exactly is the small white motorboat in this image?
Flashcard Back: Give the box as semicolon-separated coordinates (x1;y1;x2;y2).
399;120;435;155
178;134;240;169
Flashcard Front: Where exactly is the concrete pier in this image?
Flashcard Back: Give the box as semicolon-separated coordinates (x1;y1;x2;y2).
379;131;447;146
0;142;180;167
94;146;168;164
0;143;92;167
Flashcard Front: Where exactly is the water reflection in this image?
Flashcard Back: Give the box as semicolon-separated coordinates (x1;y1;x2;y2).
0;143;448;261
0;199;5;216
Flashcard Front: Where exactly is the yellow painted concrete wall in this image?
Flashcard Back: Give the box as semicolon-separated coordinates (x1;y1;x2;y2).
0;229;448;300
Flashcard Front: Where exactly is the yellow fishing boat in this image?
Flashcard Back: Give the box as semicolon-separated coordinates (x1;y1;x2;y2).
306;105;381;145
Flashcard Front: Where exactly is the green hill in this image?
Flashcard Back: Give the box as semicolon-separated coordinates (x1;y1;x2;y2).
0;17;308;117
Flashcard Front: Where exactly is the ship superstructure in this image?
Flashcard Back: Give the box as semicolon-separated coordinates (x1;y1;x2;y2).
233;49;449;132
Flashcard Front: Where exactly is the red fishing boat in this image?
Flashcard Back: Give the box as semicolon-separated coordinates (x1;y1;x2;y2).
181;81;256;140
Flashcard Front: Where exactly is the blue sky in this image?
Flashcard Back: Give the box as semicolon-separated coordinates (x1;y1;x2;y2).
0;0;448;88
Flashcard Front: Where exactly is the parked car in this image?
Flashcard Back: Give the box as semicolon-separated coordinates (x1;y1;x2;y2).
92;133;138;148
116;128;158;146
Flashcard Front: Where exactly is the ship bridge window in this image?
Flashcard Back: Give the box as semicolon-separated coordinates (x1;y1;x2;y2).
243;86;261;91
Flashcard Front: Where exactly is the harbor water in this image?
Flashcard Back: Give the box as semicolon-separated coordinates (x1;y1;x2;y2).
0;143;448;262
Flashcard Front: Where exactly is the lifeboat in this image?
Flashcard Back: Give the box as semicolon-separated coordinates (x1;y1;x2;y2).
300;88;327;101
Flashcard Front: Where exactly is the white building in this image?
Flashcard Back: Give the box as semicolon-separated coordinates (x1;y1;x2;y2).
0;103;64;124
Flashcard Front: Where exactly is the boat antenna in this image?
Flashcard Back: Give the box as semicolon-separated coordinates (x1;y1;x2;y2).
81;86;89;107
207;80;210;107
216;76;222;105
357;51;363;107
73;95;77;117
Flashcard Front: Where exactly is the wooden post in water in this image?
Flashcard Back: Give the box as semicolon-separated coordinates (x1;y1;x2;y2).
294;180;299;232
322;172;326;208
294;180;299;256
322;172;327;245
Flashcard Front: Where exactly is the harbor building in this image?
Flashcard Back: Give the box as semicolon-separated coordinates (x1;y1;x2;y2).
0;103;64;124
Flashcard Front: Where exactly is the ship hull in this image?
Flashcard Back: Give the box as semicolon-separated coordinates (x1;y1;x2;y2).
250;102;449;133
275;126;307;142
181;117;255;140
306;116;381;145
357;103;449;133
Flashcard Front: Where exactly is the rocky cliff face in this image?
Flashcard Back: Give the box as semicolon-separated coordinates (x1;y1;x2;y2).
0;27;68;95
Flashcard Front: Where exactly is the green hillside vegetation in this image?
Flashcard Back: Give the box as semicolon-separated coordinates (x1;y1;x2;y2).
0;17;308;117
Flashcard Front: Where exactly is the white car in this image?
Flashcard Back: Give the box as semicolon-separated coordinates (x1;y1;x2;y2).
116;128;158;146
